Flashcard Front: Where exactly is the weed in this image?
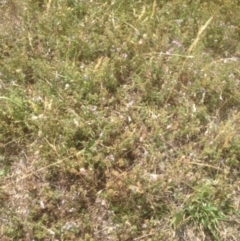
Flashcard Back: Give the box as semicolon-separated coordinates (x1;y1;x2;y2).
172;182;234;240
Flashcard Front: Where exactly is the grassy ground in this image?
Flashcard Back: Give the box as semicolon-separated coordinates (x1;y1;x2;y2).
1;0;240;240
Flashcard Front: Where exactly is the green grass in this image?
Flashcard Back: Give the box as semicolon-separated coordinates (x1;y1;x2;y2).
1;0;240;240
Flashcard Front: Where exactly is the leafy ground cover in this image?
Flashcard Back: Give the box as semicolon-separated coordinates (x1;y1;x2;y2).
1;0;240;240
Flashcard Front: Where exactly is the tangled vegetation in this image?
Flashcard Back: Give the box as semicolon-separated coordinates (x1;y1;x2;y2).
1;0;240;240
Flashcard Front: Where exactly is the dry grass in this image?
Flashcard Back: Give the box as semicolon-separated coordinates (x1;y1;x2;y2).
1;0;240;240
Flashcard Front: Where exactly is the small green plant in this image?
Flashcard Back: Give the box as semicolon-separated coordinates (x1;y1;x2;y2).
172;183;234;240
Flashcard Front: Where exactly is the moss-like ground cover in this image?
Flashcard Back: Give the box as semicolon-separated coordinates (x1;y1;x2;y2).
1;0;240;240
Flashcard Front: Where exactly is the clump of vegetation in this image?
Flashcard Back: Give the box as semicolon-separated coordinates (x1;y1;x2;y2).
1;0;240;240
